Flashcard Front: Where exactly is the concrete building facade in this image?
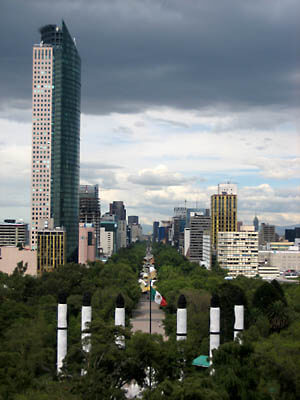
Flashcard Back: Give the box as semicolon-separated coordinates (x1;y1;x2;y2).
217;226;258;277
259;223;276;245
202;230;211;269
78;223;96;265
258;250;300;272
128;216;139;225
100;228;115;258
79;185;101;254
0;221;28;247
130;224;143;243
109;201;126;221
184;228;190;257
189;213;211;264
100;217;118;258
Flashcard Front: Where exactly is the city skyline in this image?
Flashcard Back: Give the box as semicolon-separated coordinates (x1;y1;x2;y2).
0;0;299;227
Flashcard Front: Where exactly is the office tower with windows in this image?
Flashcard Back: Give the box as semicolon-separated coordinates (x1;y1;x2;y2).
253;215;259;232
79;185;101;254
109;201;126;221
153;221;159;243
37;228;66;274
128;216;139;225
211;183;237;250
31;21;81;261
217;226;258;278
109;201;127;250
189;212;211;264
259;223;276;245
0;220;28;247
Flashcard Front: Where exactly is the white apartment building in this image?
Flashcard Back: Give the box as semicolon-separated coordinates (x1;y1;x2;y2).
100;228;115;258
217;226;258;277
201;231;211;269
184;228;190;257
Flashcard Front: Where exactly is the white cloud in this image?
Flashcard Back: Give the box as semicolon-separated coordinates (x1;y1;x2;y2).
0;106;299;227
253;158;300;179
128;165;195;187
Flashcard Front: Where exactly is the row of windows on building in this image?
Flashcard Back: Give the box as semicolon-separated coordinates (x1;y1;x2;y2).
34;49;52;58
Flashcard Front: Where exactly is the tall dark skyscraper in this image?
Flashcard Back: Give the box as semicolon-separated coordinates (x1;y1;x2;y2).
31;21;81;261
253;215;259;232
109;201;126;221
128;216;139;225
152;221;159;243
79;185;101;253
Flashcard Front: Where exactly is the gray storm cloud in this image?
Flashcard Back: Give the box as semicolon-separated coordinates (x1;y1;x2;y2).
0;0;299;116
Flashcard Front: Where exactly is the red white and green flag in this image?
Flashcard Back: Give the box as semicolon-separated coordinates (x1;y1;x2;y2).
150;287;167;306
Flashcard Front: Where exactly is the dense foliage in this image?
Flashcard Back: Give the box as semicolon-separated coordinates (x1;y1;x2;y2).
0;242;300;399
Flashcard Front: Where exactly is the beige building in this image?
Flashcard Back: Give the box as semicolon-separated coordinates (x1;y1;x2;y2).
100;227;115;258
259;250;300;272
0;246;37;275
78;223;96;265
217;226;258;277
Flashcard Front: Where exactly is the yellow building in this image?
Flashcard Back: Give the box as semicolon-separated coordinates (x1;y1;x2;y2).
37;228;66;274
211;192;237;250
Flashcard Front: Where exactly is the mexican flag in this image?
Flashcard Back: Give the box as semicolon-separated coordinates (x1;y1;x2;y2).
150;287;167;306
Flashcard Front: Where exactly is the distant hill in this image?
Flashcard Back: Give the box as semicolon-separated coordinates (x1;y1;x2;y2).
276;224;300;236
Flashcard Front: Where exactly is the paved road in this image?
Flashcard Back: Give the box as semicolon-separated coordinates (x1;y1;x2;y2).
131;293;167;339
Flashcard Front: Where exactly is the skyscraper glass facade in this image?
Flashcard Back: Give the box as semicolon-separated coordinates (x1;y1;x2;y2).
31;21;81;261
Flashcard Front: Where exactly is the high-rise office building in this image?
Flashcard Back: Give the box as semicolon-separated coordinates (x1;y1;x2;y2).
285;227;300;242
30;22;81;261
128;216;139;225
153;221;159;243
0;220;28;247
217;226;258;278
79;185;101;254
109;201;127;249
211;183;237;249
259;223;276;245
109;201;126;221
189;213;211;264
253;215;259;232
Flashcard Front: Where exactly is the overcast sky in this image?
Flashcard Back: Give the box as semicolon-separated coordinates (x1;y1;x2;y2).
0;0;299;229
